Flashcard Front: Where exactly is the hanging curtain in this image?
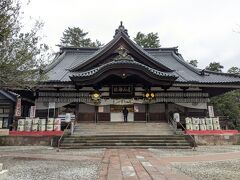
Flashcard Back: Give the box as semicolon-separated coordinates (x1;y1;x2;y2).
175;103;207;109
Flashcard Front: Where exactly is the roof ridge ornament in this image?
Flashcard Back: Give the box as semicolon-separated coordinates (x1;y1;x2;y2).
114;21;130;38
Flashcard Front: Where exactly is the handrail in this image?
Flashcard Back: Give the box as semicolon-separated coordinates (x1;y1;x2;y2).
177;120;197;150
169;117;197;150
57;120;73;151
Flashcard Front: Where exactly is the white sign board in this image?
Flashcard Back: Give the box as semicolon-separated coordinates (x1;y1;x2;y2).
98;106;104;113
48;102;55;109
208;106;214;118
134;105;139;112
173;113;180;122
30;106;36;118
65;113;71;122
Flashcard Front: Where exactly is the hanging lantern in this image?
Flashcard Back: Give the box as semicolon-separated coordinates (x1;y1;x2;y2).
150;92;155;98
145;92;150;98
144;91;155;100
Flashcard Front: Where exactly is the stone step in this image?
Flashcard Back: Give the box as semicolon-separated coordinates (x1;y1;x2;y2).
60;123;190;149
62;140;188;143
74;127;172;130
61;142;190;147
60;134;191;149
60;145;192;149
65;135;186;139
73;122;175;135
73;132;175;135
62;143;190;147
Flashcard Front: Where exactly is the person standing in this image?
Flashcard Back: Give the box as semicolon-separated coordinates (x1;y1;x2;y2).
122;107;129;123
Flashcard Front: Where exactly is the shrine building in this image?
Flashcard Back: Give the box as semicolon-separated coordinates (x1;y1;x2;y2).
34;23;240;124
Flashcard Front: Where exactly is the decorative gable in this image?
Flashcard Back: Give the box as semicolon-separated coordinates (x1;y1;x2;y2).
69;22;173;72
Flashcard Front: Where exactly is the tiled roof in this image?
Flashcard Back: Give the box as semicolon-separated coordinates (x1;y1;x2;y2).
147;50;240;83
43;24;240;85
69;31;173;72
43;47;240;84
70;59;177;78
0;90;17;102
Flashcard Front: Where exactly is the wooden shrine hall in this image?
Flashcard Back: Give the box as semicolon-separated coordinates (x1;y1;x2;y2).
35;22;240;123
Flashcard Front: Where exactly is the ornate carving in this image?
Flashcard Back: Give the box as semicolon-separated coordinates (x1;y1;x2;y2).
114;46;134;61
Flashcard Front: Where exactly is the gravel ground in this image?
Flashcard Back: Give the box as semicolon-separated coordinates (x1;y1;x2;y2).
173;159;240;180
149;145;240;157
0;157;100;180
0;146;104;157
149;146;240;180
0;146;104;180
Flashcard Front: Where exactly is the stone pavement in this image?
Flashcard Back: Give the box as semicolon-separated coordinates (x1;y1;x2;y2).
99;149;194;180
99;149;240;180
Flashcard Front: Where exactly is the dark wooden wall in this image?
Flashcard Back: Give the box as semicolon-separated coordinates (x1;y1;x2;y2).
149;113;166;122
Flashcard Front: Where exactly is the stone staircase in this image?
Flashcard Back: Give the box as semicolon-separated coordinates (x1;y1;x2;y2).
73;122;175;136
60;123;191;149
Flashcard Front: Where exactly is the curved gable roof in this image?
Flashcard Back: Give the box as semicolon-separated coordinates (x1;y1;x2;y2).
42;23;240;85
69;28;173;72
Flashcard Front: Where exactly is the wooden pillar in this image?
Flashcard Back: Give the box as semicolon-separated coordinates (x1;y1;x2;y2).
145;104;149;122
95;106;98;123
8;103;15;130
75;103;79;122
184;107;188;117
205;102;209;117
165;102;169;122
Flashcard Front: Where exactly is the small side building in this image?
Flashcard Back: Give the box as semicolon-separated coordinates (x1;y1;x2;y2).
0;90;33;130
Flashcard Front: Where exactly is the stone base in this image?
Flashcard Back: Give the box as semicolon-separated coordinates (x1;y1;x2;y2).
0;136;60;146
193;134;238;145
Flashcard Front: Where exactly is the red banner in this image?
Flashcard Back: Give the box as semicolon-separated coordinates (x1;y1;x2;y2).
15;98;21;117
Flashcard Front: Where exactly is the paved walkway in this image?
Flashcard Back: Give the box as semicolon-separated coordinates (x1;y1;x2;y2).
99;149;194;180
99;149;240;180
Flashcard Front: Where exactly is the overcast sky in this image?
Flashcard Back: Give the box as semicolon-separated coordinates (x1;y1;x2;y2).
21;0;240;71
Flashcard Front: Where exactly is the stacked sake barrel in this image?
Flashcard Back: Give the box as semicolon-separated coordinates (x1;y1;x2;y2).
192;118;200;130
185;117;192;130
32;118;39;131
17;117;61;131
212;117;221;130
46;118;61;131
54;118;61;131
205;118;213;130
0;119;3;128
24;118;32;131
47;118;54;131
199;118;207;130
185;117;221;130
39;119;46;131
17;119;25;131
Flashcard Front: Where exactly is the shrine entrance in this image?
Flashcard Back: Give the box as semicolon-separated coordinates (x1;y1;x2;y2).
110;105;134;122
